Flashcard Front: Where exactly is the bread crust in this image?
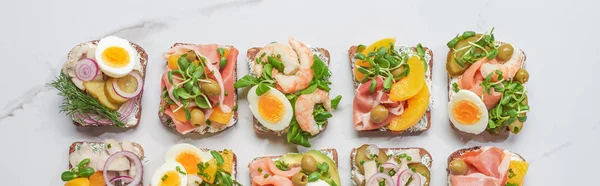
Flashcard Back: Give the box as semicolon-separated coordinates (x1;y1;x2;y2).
246;47;331;136
158;43;239;135
68;40;148;128
446;41;527;135
347;45;433;133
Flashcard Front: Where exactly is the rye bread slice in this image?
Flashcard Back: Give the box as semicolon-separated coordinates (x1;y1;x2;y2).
65;40;148;128
348;45;433;133
446;146;526;185
248;149;338;179
68;141;145;185
446;41;527;135
158;43;239;135
246;47;331;136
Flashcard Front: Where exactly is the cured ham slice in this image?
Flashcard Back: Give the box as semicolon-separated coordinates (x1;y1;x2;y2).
450;147;511;186
458;58;502;109
353;77;403;130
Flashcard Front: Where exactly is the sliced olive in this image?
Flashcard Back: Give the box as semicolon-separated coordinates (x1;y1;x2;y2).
408;163;430;186
354;145;369;173
375;149;388;164
497;44;514;62
514;68;529;84
449;159;468;175
291;172;308;186
201;79;221;96
190;109;206;126
185;50;197;62
301;155;318;173
370;105;389;123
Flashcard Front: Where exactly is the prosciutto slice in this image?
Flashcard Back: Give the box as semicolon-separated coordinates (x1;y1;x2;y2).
449;147;511;186
353;77;403;130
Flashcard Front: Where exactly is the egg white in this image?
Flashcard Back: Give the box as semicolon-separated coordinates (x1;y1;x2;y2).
151;162;187;186
247;85;293;131
165;143;213;163
95;36;138;78
448;90;488;134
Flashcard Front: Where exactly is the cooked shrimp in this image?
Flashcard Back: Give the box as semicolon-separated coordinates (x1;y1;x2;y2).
255;42;300;75
480;49;522;80
274;37;314;93
295;89;331;135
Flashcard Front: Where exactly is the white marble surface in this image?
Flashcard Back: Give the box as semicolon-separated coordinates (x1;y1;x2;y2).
1;0;599;185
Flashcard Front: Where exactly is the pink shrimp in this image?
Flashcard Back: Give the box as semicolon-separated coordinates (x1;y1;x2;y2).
273;37;314;93
295;89;331;135
480;49;522;80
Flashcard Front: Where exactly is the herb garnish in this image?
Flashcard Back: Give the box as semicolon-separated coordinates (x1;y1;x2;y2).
447;28;499;67
484;72;530;132
50;73;124;127
275;160;289;171
61;158;95;182
167;53;215;120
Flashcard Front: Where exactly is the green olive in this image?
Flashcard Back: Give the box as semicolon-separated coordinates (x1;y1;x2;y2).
408;163;430;186
375;149;388;164
370;105;389;123
201;79;221;96
514;68;529;84
291;172;308;186
185;50;197;62
449;159;468;175
301;155;318;173
190;109;206;126
391;65;406;78
497;44;514;62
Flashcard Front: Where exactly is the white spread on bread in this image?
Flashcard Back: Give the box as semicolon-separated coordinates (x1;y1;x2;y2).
69;140;142;175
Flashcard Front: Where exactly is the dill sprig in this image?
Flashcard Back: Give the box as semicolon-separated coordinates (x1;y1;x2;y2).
49;72;124;127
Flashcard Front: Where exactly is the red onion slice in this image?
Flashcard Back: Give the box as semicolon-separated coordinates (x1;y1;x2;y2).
396;169;422;186
118;99;137;122
112;72;143;99
367;173;394;186
75;58;99;81
103;151;142;186
109;176;133;183
381;162;399;173
89;115;113;126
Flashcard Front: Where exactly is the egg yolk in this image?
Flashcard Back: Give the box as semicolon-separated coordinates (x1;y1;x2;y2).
175;150;201;175
101;46;130;68
452;100;482;125
258;93;285;123
159;171;181;186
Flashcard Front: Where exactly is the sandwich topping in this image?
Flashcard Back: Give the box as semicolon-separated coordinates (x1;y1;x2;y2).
160;44;238;135
235;37;342;147
249;150;341;186
151;143;239;186
51;36;144;127
352;38;432;132
63;139;144;186
448;147;528;186
446;28;530;135
351;144;431;186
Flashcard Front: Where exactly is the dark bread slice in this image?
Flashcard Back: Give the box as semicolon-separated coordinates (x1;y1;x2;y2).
68;141;145;185
446;146;526;185
446;42;527;135
158;43;238;134
246;47;331;136
248;149;338;179
66;40;148;128
348;45;433;133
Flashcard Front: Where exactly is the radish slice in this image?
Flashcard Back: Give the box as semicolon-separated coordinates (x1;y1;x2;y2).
396;169;422;186
103;151;142;186
367;173;394;186
109;176;133;184
112;72;143;99
75;58;99;81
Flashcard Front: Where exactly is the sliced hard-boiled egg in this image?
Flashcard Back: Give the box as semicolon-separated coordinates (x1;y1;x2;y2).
151;162;187;186
247;85;293;131
165;143;213;183
95;36;138;78
448;90;489;134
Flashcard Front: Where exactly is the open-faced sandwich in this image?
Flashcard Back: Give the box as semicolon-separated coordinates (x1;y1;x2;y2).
249;149;341;186
150;143;238;186
62;139;145;186
447;146;528;186
351;144;432;186
159;44;238;135
349;38;433;133
446;28;530;135
51;36;147;128
235;37;342;147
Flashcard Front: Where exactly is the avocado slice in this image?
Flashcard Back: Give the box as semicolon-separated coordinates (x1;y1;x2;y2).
305;150;341;186
278;152;303;166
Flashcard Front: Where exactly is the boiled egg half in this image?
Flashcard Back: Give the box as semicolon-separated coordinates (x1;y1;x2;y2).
95;36;138;78
247;85;293;131
448;90;488;134
151;162;187;186
164;143;213;184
